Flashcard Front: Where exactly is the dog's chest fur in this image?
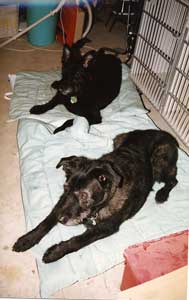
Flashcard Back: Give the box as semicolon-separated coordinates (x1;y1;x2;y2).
64;53;122;113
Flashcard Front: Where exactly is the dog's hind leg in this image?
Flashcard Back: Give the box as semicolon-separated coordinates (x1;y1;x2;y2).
152;143;178;203
155;176;178;203
53;119;74;134
54;109;102;133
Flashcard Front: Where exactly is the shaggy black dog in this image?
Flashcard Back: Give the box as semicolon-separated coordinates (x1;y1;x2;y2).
13;129;178;263
30;38;122;133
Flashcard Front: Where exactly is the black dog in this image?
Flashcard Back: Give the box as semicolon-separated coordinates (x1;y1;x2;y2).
13;129;178;263
30;38;122;134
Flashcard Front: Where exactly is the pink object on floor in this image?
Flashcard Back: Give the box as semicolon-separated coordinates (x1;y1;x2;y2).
120;230;188;291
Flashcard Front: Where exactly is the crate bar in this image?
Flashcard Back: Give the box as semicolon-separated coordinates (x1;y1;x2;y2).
132;0;183;110
136;33;171;87
177;51;189;106
143;7;181;36
136;7;156;83
164;43;189;129
135;0;162;85
163;72;184;119
146;2;170;101
175;105;189;138
162;26;189;117
163;27;189;119
133;55;165;87
175;2;188;34
166;92;189;113
142;1;164;77
131;56;165;109
131;0;189;149
137;33;172;64
180;114;189;142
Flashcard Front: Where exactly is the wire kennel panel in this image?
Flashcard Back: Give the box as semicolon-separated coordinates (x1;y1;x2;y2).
162;25;189;146
131;0;189;147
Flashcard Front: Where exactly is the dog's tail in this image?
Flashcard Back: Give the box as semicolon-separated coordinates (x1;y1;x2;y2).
99;47;126;57
82;47;123;64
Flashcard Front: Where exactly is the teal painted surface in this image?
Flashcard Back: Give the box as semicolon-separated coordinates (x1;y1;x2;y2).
27;2;58;46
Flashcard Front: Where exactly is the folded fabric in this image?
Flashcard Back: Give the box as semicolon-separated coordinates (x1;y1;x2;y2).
9;65;189;297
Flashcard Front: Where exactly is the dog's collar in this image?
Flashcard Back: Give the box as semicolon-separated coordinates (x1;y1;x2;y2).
85;216;97;226
70;96;78;104
90;217;97;225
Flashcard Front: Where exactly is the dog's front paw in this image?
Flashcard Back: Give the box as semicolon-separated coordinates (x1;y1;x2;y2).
13;234;35;252
30;105;45;115
42;242;69;263
155;189;169;203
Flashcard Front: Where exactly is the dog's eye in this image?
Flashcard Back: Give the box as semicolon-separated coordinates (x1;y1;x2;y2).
98;175;107;182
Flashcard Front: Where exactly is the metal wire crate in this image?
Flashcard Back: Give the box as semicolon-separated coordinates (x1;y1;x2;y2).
131;0;189;148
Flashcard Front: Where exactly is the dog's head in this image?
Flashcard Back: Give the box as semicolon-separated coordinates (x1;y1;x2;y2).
56;159;123;226
56;64;88;97
54;38;94;97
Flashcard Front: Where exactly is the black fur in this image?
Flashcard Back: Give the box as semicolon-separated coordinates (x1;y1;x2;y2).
13;129;178;263
30;38;122;133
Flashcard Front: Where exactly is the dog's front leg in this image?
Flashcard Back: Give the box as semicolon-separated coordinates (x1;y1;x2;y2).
43;212;125;263
13;210;58;252
51;80;60;89
30;93;65;115
13;194;68;252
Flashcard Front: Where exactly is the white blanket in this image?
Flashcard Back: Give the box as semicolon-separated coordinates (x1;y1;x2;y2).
9;65;189;297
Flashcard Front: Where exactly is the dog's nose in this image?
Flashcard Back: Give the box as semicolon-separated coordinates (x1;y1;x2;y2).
59;86;72;95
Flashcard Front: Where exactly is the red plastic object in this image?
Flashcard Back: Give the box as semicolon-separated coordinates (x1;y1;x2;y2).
56;6;85;47
56;6;77;46
120;230;188;291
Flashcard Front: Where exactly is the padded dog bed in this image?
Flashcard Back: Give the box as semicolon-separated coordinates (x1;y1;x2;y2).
9;65;189;297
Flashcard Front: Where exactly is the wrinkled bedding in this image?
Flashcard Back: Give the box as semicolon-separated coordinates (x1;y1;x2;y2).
9;65;189;297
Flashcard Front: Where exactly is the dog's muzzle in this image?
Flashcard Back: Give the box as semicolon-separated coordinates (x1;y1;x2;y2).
58;209;92;226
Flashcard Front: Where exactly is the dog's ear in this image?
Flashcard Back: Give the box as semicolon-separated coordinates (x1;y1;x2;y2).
102;161;124;188
56;156;89;172
63;44;71;63
83;50;96;68
110;162;124;188
56;155;79;170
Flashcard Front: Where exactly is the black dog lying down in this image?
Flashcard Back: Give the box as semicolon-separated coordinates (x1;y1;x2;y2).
13;129;178;263
30;38;122;134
